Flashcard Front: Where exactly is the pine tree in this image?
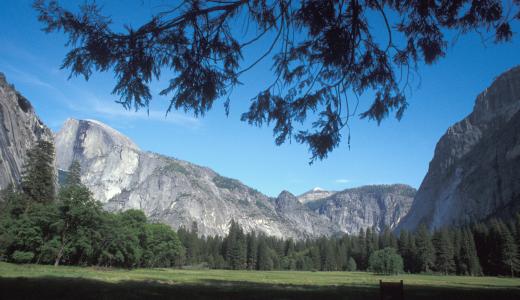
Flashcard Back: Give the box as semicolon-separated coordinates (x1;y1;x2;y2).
499;224;519;277
224;220;246;270
54;181;101;265
320;238;336;271
246;232;257;270
472;223;491;274
415;224;435;273
433;228;455;274
355;228;367;270
183;221;200;265
21;140;55;204
65;160;82;186
256;238;273;270
458;228;482;276
346;257;357;271
398;230;413;272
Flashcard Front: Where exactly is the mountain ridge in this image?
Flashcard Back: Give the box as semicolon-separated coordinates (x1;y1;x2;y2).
54;118;414;237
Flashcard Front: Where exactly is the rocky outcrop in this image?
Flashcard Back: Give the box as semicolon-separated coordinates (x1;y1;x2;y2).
54;119;342;238
307;184;415;234
297;187;335;204
273;190;340;236
398;66;520;231
0;73;53;190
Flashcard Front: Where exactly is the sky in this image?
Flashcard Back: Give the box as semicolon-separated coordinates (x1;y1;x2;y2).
0;1;519;197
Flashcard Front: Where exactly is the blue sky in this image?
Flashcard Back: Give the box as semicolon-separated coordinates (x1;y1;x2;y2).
1;1;519;197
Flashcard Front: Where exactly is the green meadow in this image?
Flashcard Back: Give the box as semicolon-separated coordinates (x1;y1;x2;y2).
1;262;519;299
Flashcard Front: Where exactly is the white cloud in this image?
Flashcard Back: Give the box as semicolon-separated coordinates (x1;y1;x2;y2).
334;179;351;184
90;99;201;128
4;67;201;129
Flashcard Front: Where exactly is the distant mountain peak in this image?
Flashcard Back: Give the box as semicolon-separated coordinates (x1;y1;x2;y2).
54;118;339;238
312;187;325;192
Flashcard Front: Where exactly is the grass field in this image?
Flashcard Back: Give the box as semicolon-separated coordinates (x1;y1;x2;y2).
1;262;519;299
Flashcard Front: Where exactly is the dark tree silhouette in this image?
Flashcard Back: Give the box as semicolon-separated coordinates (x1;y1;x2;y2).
33;0;519;162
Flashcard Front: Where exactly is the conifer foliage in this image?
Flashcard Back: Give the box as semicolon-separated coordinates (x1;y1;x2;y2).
21;140;55;204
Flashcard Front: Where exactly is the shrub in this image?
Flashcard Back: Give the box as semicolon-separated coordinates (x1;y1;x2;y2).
368;247;403;275
346;257;357;271
11;251;34;264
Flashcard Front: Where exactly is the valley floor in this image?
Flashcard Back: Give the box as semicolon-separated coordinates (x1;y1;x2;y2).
0;262;519;299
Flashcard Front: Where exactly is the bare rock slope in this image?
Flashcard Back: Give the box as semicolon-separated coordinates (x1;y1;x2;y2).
306;185;415;233
54;118;341;238
54;118;414;237
398;66;520;231
0;73;53;189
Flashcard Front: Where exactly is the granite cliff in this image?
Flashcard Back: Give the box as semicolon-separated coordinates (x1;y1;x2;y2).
398;66;520;231
306;184;415;233
54;118;342;238
0;73;53;190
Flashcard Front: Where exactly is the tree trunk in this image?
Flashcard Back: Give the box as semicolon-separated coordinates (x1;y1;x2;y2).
54;241;66;266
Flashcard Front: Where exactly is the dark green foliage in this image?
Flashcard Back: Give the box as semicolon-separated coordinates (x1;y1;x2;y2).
178;222;201;266
142;223;184;268
11;250;34;263
458;228;482;276
53;163;102;266
34;0;519;162
256;239;273;271
346;257;357;271
368;247;403;275
497;223;520;277
65;161;82;186
415;224;435;273
246;232;257;270
433;228;455;274
212;175;242;191
223;220;247;269
21;140;55;204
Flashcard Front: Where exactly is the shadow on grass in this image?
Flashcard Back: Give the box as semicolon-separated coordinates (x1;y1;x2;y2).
0;276;519;300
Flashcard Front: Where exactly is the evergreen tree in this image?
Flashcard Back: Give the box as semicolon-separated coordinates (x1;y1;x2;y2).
458;228;482;276
21;140;55;204
256;238;273;270
346;257;357;271
354;228;367;270
415;224;435;273
54;176;102;266
246;232;257;270
65;160;82;186
433;228;455;274
224;220;246;270
398;230;414;272
472;222;491;274
320;238;336;271
499;224;519;277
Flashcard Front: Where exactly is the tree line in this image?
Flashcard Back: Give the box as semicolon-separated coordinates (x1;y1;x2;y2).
1;140;519;276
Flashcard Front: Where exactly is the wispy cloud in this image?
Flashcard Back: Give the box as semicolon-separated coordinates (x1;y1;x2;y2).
89;97;201;128
334;179;351;184
1;47;201;129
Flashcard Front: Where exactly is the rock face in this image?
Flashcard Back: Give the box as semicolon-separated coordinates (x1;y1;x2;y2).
398;66;520;231
54;118;414;237
55;119;340;238
297;187;335;204
273;190;340;236
306;185;415;234
0;73;53;189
